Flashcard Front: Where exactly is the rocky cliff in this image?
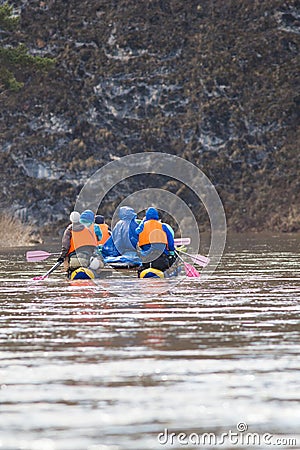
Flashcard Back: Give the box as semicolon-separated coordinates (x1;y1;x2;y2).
1;0;299;234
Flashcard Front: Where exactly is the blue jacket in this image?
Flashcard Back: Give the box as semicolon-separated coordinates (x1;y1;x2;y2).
102;206;139;257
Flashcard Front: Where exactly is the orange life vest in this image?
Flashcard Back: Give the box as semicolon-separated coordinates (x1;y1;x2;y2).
67;226;97;255
138;220;168;247
98;223;110;245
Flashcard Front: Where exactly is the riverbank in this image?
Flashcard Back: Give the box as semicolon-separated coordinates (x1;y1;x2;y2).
0;213;42;247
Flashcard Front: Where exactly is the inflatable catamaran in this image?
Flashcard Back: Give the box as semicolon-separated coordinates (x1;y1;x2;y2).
27;238;209;281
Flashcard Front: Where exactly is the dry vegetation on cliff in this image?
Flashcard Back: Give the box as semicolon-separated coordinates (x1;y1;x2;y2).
1;0;299;233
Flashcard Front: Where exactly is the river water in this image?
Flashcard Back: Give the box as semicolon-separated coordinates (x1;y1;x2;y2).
0;233;299;450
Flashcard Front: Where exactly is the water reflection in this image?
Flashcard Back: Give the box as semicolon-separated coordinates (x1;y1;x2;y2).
0;233;299;449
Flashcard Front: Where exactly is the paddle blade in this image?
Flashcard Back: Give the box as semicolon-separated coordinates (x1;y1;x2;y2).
26;250;53;262
184;262;200;278
174;237;191;246
176;249;210;267
190;254;210;267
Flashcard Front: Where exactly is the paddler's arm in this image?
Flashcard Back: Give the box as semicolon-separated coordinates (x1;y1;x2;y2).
162;224;175;252
94;224;102;242
135;218;145;235
57;225;72;261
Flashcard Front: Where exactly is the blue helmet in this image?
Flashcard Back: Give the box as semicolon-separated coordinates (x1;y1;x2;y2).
80;209;95;225
145;207;159;220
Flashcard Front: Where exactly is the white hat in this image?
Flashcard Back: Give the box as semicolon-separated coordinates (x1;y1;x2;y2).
69;211;80;223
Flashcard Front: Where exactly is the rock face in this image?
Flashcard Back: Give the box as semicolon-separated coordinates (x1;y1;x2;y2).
1;0;299;233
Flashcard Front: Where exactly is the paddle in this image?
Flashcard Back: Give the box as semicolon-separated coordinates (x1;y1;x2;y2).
175;251;200;278
176;248;210;267
174;237;191;246
26;250;57;262
32;260;63;281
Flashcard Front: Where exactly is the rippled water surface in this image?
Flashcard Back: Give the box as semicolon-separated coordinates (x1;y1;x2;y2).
1;234;300;450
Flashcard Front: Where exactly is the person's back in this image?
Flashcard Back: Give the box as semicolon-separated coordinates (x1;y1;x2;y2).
102;206;138;257
57;210;98;272
94;214;111;245
136;207;175;274
136;208;174;252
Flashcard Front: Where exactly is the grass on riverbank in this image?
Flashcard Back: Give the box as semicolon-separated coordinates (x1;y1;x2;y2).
0;213;35;247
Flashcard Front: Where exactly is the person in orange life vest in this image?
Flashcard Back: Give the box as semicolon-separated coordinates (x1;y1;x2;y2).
94;215;111;245
57;210;99;273
136;207;175;273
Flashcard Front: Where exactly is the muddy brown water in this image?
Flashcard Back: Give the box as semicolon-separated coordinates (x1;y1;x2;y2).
0;233;299;450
